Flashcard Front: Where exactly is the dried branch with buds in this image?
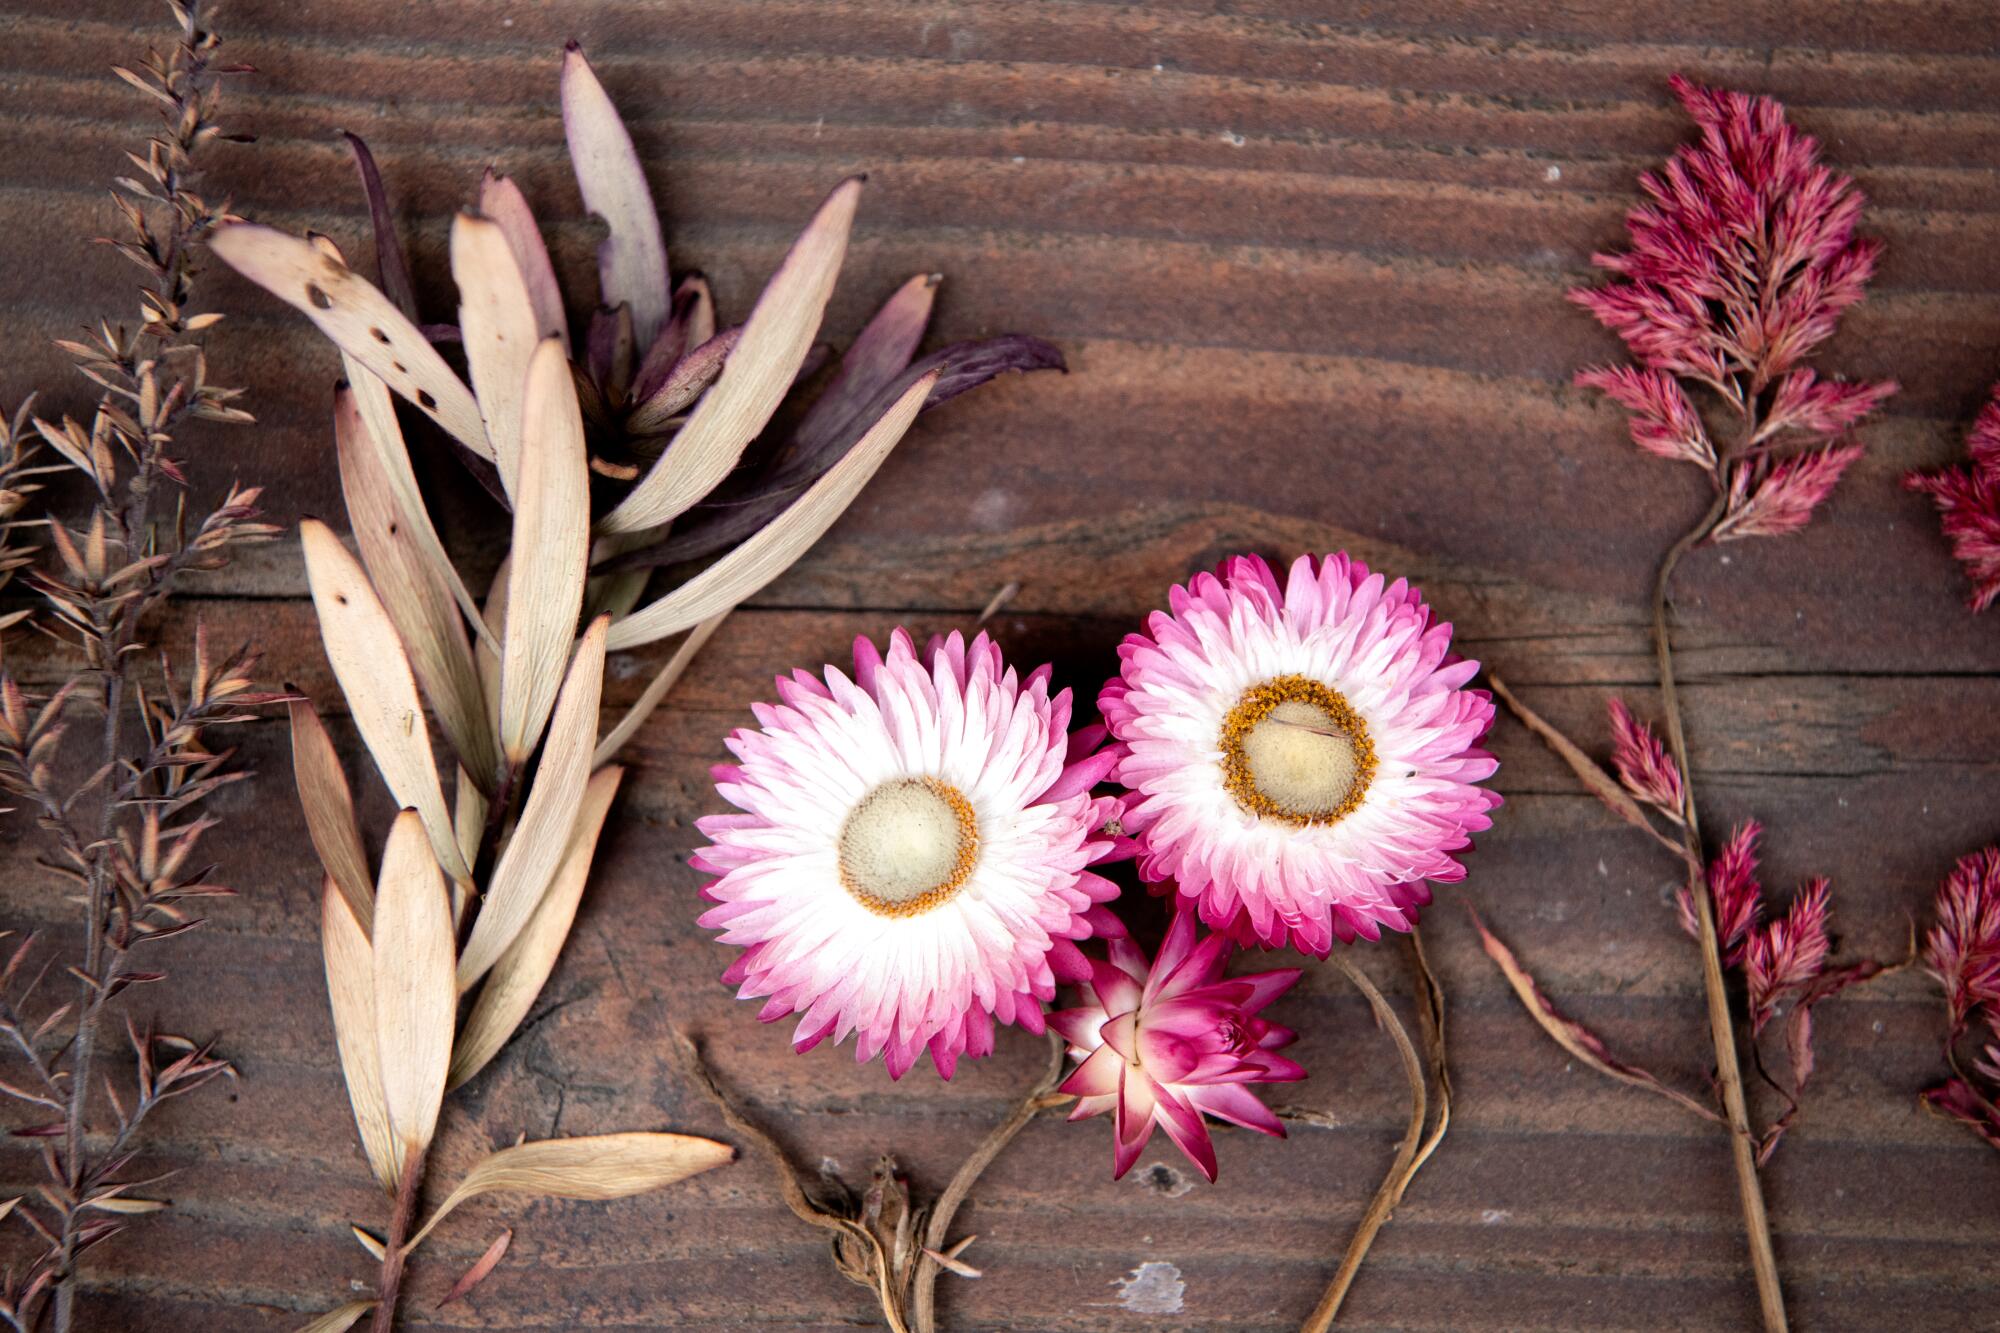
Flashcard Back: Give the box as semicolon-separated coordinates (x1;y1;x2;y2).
213;44;1066;1332
0;6;280;1329
1481;76;1902;1333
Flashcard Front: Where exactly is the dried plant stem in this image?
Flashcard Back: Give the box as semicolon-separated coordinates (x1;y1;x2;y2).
1652;484;1787;1333
912;1032;1067;1333
673;1029;912;1333
1303;944;1439;1332
370;1148;427;1333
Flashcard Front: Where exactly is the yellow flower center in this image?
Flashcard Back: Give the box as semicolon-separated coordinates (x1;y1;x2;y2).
1219;675;1376;826
838;777;981;917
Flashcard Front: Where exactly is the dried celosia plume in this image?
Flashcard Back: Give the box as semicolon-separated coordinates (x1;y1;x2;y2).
1490;74;1900;1333
1051;906;1303;1181
1574;74;1895;539
1907;384;2000;611
209;40;1066;1332
695;629;1126;1079
1918;848;2000;1148
1100;551;1498;956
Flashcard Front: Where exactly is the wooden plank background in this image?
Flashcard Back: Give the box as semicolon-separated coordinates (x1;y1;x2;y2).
3;1;1999;1328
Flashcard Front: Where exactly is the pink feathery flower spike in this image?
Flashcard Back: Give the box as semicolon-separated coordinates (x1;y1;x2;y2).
1679;820;1763;965
1606;697;1684;817
1573;74;1894;538
1923;846;2000;1035
1744;878;1831;1033
1051;906;1304;1182
1907;385;2000;612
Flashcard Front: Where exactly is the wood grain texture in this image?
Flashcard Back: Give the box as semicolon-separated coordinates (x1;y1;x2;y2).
2;1;1999;1329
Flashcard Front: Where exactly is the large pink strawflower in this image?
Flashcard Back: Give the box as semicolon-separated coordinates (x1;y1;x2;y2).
1100;552;1499;956
695;629;1124;1079
1051;906;1303;1181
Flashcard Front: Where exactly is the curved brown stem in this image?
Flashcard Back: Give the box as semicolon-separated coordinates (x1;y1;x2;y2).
913;1032;1068;1333
1652;486;1788;1333
1301;949;1430;1332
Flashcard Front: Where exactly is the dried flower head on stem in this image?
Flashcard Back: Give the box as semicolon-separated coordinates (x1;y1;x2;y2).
1485;72;1899;1333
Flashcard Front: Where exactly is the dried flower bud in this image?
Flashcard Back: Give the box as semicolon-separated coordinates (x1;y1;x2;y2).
1606;697;1684;817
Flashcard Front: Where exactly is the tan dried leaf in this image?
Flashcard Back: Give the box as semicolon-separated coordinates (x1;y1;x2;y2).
373;810;456;1162
607;370;934;650
452;213;539;500
335;386;499;792
479;170;568;344
84;1196;167;1214
321;878;398;1192
294;1301;376;1333
600;178;862;534
351;1223;387;1260
340;360;494;652
299;520;472;885
562;44;669;348
499;338;590;766
437;1228;513;1309
458;617;608;990
450;766;623;1090
405;1132;734;1253
208;223;490;459
289;699;372;934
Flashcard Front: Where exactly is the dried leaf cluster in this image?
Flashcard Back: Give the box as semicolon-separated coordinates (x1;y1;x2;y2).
0;5;277;1329
1486;77;1903;1333
207;43;1061;1331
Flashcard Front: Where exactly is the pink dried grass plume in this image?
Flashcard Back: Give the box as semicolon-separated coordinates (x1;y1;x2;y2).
1606;697;1683;817
1923;846;2000;1036
1678;820;1763;965
1572;74;1894;541
1743;877;1830;1033
1907;385;2000;612
1711;444;1864;542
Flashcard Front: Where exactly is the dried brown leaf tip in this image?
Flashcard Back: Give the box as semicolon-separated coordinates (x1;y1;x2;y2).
0;5;270;1330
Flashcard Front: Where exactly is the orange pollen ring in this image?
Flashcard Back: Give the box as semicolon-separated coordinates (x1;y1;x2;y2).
837;777;981;918
1219;674;1377;826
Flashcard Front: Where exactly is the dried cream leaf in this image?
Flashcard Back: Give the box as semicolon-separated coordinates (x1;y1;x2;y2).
295;1300;376;1333
209;223;489;459
562;44;669;348
405;1131;734;1252
599;178;862;534
450;766;623;1090
351;1223;387;1261
321;878;398;1193
499;338;590;766
452;213;539;500
607;371;934;650
336;386;499;793
479;170;568;345
289;699;373;934
339;359;494;653
299;520;471;886
457;617;608;990
372;811;455;1162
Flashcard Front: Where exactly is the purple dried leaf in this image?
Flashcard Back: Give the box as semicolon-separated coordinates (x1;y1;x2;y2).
341;132;420;323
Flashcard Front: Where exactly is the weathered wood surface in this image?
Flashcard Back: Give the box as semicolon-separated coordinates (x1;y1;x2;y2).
3;2;2000;1329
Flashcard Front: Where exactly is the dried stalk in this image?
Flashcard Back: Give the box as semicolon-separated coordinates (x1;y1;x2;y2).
1303;935;1448;1331
1649;474;1787;1332
0;7;272;1329
912;1033;1068;1333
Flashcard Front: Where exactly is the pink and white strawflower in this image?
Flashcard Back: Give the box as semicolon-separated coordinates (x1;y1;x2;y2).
1051;907;1303;1181
695;629;1124;1080
1100;552;1498;956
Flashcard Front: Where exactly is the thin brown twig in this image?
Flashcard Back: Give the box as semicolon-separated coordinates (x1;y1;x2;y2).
1301;951;1428;1332
672;1028;910;1333
912;1031;1068;1333
369;1147;425;1333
